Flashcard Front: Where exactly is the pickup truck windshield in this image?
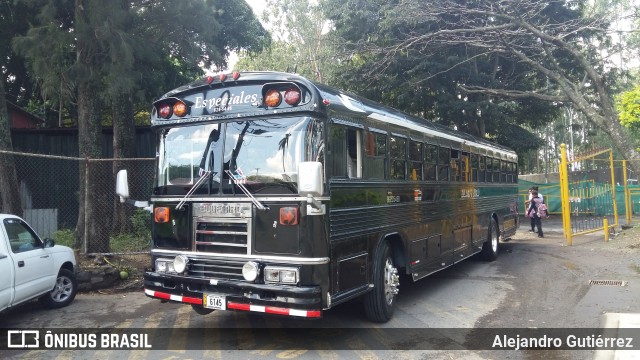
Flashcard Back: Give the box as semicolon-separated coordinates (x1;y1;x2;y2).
154;116;324;196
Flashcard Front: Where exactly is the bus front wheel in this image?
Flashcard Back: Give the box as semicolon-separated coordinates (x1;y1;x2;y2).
364;241;399;322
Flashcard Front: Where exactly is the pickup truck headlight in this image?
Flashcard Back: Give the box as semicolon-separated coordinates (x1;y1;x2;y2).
264;266;299;284
155;258;176;273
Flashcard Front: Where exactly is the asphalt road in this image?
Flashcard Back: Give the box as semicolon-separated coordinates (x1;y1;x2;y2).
2;216;638;359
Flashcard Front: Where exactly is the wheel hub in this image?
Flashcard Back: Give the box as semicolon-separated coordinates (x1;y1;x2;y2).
384;258;400;305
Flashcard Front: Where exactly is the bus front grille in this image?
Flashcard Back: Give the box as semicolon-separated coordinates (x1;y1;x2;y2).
187;258;246;280
195;218;250;255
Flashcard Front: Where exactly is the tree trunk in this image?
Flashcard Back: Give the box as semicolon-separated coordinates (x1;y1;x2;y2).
111;93;136;234
76;79;108;252
0;78;23;216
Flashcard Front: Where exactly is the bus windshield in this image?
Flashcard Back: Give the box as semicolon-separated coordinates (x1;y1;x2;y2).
154;116;324;196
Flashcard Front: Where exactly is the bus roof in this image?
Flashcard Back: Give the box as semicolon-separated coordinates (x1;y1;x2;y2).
155;71;516;159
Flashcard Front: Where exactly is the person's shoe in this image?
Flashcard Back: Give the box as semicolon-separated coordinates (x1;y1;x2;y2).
538;235;544;238
529;230;535;232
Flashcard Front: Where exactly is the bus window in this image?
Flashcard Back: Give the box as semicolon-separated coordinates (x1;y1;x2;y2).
485;157;493;183
479;155;486;182
390;136;407;180
493;159;501;183
347;128;362;179
461;152;469;182
329;126;347;178
501;160;508;183
450;149;460;182
438;146;449;181
363;131;386;179
424;144;437;181
409;140;422;181
470;153;479;182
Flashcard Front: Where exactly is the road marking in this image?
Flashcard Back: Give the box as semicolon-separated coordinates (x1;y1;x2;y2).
276;349;308;358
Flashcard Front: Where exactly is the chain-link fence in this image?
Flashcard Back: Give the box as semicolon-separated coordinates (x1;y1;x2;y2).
2;150;155;256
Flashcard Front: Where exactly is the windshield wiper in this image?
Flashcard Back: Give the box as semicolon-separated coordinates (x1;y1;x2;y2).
225;169;269;210
176;170;211;210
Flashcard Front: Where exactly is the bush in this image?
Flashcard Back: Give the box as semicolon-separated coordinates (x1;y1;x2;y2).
52;229;76;249
109;209;151;252
110;233;150;252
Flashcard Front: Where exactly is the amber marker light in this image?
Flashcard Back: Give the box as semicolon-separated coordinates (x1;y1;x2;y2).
173;101;188;117
264;89;282;107
154;207;170;223
279;207;298;226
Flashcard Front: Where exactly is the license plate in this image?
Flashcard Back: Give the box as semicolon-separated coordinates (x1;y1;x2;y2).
203;293;226;310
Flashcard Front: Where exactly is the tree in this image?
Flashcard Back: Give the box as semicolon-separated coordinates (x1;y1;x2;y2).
0;0;41;216
323;0;640;166
618;85;640;128
14;0;268;252
236;0;332;82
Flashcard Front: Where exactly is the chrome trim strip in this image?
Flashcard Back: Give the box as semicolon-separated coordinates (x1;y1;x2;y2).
151;196;330;202
195;230;247;235
195;241;247;247
151;248;330;265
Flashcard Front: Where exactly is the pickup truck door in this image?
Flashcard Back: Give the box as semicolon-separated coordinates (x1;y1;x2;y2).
3;218;55;305
0;238;12;311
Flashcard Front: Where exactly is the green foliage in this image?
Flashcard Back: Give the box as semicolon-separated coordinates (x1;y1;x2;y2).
130;209;151;239
236;0;334;82
617;85;640;128
52;229;76;249
109;209;151;253
109;233;150;253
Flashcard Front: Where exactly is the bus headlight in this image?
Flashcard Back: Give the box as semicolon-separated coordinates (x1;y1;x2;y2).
173;255;189;274
155;258;176;273
264;266;299;284
242;261;260;282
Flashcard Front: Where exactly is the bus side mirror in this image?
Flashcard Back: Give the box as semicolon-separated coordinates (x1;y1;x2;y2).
298;162;324;213
116;169;130;203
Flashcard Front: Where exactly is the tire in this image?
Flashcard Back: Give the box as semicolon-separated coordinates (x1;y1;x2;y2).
364;241;400;323
479;220;499;261
40;268;77;309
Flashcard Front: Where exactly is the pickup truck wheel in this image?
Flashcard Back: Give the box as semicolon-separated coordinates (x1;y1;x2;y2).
40;269;77;309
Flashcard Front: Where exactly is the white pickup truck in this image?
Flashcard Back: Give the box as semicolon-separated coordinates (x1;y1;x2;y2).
0;214;77;312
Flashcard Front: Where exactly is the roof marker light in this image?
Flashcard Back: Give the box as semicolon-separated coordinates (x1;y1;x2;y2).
173;101;188;117
264;89;282;107
232;71;240;80
158;104;172;119
284;88;301;106
205;76;214;84
219;73;227;82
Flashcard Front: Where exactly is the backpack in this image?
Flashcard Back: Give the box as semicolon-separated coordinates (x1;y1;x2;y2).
528;197;546;218
537;203;548;218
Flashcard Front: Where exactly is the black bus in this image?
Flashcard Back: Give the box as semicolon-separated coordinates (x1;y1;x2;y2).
116;71;519;322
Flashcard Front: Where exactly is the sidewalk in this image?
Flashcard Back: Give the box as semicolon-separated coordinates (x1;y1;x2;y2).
519;215;640;359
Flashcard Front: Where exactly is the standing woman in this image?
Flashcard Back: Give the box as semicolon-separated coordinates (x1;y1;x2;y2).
527;190;544;238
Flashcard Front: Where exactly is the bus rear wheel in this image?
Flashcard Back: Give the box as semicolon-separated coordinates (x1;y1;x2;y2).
364;241;399;322
480;220;499;261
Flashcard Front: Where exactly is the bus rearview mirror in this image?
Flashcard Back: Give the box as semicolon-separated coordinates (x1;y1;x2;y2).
116;169;130;203
297;162;323;198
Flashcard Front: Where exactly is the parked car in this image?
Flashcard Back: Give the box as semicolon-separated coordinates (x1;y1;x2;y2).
0;214;77;312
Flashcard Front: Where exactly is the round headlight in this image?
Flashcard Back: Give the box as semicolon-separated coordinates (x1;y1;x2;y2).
174;255;189;274
242;261;260;282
